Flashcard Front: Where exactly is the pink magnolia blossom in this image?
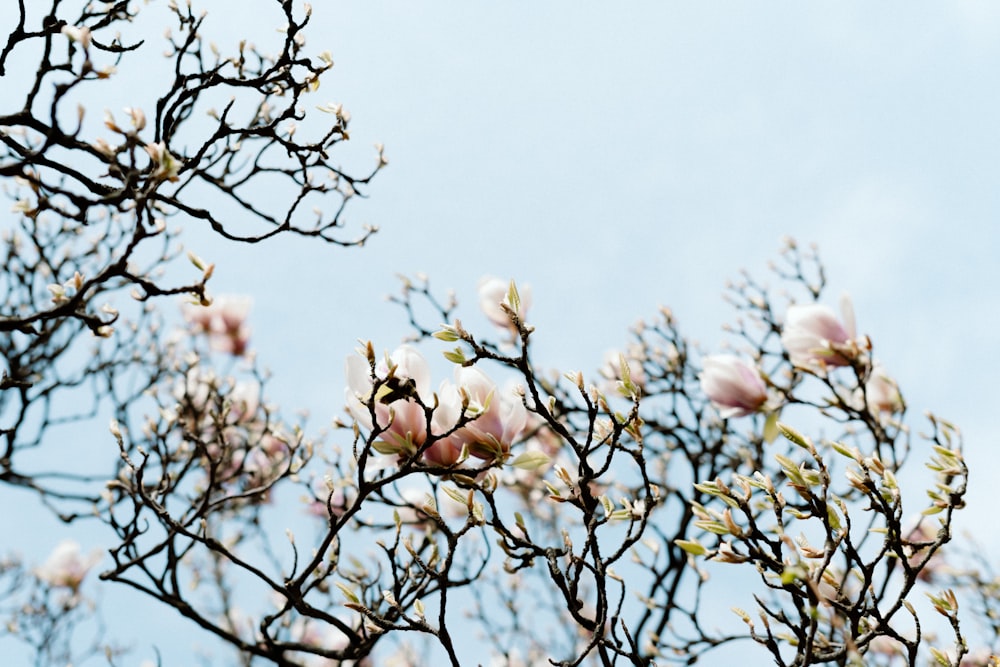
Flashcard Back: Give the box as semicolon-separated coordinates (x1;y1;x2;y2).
478;276;531;334
865;364;903;414
306;477;349;518
420;431;464;467
345;345;434;457
866;635;904;659
183;296;252;356
35;540;101;591
698;355;768;418
959;649;998;667
781;294;858;369
289;618;372;667
438;367;528;461
242;433;290;492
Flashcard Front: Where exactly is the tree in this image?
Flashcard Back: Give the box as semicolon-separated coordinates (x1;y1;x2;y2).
0;2;992;666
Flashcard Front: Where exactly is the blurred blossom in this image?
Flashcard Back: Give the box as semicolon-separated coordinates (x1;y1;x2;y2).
306;477;348;518
959;649;998;667
183;296;252;356
289;618;371;667
599;347;647;395
866;635;905;658
242;433;290;491
61;25;92;49
698;355;767;418
488;647;552;666
35;540;101;591
144;141;181;182
383;643;423;667
904;520;946;583
865;364;903;414
478;276;531;334
395;485;436;527
781;294;858;368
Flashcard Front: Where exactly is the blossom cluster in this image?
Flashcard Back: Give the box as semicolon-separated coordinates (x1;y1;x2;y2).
346;344;527;466
170;368;294;501
698;295;902;419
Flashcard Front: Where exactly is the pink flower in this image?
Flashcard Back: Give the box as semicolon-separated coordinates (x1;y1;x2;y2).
183;296;252;356
781;294;858;369
478;276;531;334
35;540;101;591
959;649;998;667
438;367;527;461
420;434;464;466
289;618;371;667
242;433;290;491
698;355;767;418
345;345;433;457
865;364;903;414
306;477;348;518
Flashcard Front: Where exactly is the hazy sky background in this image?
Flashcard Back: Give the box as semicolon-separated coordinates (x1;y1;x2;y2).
5;1;1000;664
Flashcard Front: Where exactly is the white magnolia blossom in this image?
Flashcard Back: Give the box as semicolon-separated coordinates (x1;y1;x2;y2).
35;539;101;591
183;295;252;356
781;293;859;368
61;25;92;49
144;141;182;182
865;364;903;414
478;276;532;333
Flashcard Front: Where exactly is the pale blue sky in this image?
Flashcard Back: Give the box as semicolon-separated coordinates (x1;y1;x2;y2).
5;2;1000;664
191;3;1000;661
208;0;1000;533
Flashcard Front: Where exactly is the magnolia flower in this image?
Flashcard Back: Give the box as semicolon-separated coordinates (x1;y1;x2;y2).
959;649;999;667
124;106;146;131
183;296;252;356
305;477;348;518
865;364;903;414
438;366;528;461
420;430;464;467
866;635;905;659
243;433;290;490
288;618;371;667
781;294;858;368
144;142;181;182
478;276;531;333
61;25;92;49
35;540;101;591
345;345;434;457
698;355;767;418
